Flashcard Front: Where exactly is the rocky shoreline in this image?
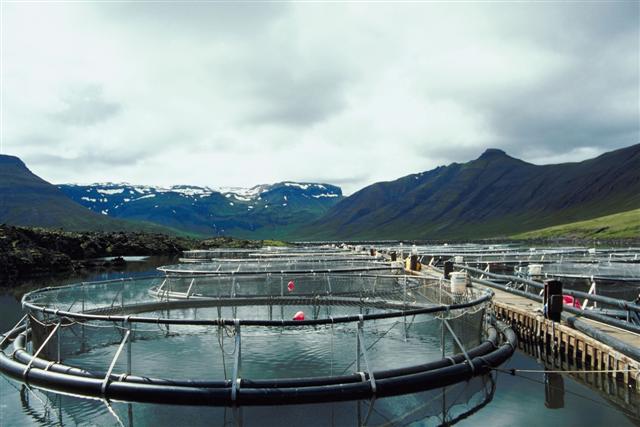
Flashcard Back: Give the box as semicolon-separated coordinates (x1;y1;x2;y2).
0;225;284;284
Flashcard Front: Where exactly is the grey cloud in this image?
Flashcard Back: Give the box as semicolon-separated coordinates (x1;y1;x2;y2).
490;2;639;53
52;84;121;127
487;53;638;158
417;145;490;165
435;3;639;162
317;173;372;188
26;151;140;170
246;67;351;127
102;2;288;38
5;2;638;192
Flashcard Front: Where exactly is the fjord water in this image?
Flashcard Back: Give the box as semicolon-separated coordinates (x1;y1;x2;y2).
0;257;638;426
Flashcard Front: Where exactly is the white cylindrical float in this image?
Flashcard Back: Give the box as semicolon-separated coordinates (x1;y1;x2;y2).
588;248;596;255
454;255;464;264
528;263;543;276
450;272;468;295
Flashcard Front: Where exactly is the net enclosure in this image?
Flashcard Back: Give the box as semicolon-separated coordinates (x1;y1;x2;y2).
1;256;516;406
158;258;400;275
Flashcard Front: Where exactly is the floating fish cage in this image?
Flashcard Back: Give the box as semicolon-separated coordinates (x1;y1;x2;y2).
399;243;640;282
386;243;640;267
532;262;640;283
14;365;497;426
0;270;515;406
179;254;379;264
159;258;399;276
181;246;351;261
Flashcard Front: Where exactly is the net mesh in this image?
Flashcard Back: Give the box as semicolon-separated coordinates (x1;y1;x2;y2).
159;259;398;274
23;274;488;382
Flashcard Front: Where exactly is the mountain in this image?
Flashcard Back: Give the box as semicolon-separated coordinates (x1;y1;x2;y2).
0;155;183;234
59;181;342;239
302;144;640;240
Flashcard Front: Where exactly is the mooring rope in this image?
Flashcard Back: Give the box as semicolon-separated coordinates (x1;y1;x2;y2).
491;366;639;375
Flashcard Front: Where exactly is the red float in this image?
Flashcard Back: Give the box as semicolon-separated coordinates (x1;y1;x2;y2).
287;280;295;292
293;311;305;321
562;295;582;309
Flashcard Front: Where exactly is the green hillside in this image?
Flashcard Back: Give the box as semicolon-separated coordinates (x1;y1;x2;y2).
512;209;640;239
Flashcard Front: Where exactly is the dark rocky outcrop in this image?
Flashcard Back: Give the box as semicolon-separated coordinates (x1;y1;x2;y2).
0;225;191;282
0;225;286;284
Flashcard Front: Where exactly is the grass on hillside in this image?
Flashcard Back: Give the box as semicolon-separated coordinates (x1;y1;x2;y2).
512;209;640;239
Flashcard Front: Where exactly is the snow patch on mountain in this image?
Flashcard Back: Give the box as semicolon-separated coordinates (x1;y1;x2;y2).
312;193;340;198
97;188;124;195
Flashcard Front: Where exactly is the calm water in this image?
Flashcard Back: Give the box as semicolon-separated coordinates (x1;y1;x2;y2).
1;256;638;426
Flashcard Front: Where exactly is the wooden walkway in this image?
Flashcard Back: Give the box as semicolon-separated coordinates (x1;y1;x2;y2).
417;264;640;390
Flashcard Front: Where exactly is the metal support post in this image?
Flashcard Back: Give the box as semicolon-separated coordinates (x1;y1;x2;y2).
0;314;27;348
127;322;132;376
186;278;196;298
231;320;242;403
441;316;445;358
356;316;376;394
56;325;61;363
101;329;131;396
23;321;61;381
443;319;475;373
356;321;361;372
157;278;166;300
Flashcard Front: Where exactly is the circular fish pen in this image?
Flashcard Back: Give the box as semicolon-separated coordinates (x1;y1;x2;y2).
180;246;354;262
0;261;516;406
159;258;399;276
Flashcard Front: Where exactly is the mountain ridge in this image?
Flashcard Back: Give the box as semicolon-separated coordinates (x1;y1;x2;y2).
301;143;640;240
58;180;343;239
3;144;638;240
0;154;183;234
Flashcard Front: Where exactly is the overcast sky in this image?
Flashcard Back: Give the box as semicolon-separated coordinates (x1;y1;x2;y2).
1;1;638;194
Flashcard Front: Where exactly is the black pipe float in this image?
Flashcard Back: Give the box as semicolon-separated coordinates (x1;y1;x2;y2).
0;320;515;406
10;327;500;389
458;264;640;315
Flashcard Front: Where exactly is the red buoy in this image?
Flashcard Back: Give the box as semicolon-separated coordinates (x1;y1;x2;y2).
293;311;305;321
562;295;582;309
287;280;295;292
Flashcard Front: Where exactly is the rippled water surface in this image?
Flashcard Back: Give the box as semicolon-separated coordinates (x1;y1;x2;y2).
1;256;639;426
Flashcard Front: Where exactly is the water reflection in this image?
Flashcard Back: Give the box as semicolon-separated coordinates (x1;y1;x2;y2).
0;255;176;299
544;373;564;409
2;256;638;426
8;374;496;427
519;338;640;422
